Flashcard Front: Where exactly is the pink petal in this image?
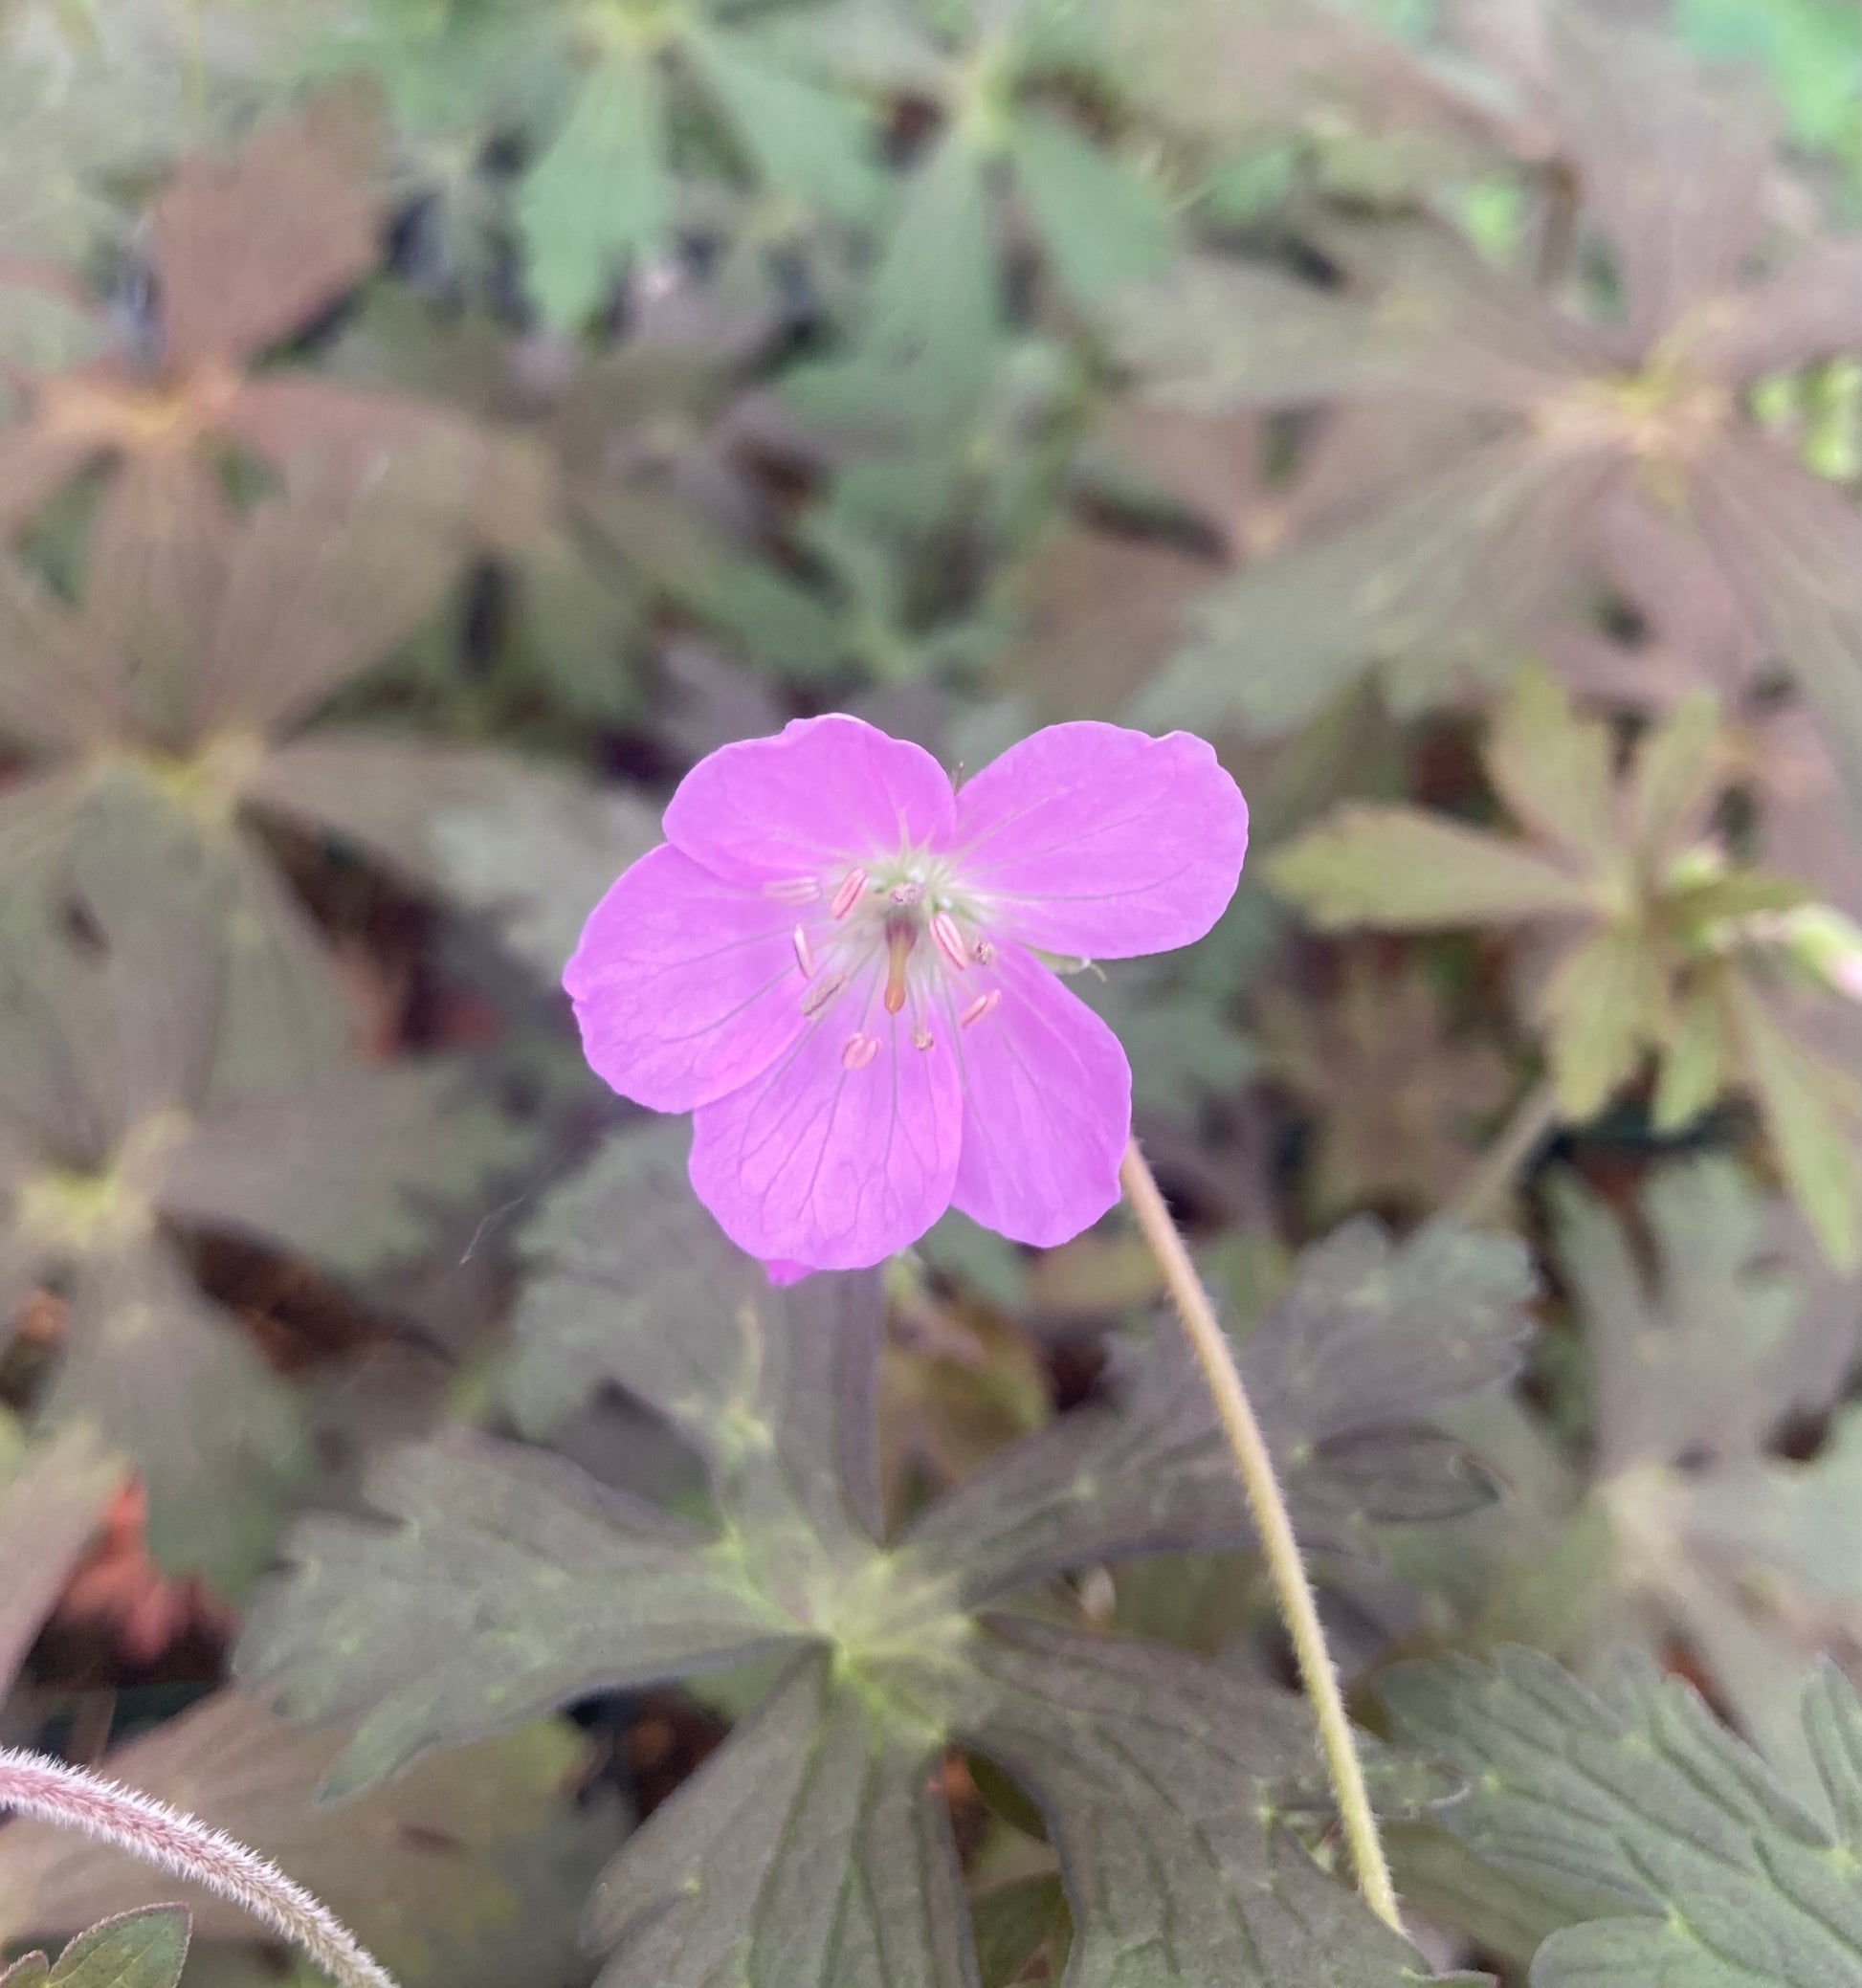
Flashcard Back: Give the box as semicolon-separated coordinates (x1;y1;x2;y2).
943;942;1131;1248
663;715;958;887
954;723;1248;958
763;1257;815;1286
688;971;962;1270
565;843;816;1112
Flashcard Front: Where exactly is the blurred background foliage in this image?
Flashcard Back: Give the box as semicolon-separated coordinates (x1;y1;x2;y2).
0;0;1857;1983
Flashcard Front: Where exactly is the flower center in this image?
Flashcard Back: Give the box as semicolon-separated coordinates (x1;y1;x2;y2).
771;847;1000;1053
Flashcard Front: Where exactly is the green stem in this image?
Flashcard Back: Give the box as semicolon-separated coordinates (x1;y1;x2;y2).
1449;1074;1562;1224
1119;1139;1403;1934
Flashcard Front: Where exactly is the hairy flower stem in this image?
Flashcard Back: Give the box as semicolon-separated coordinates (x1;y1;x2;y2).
1119;1140;1404;1934
0;1747;398;1988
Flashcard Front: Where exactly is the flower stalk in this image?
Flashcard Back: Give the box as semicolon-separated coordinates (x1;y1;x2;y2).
0;1746;398;1988
1119;1139;1403;1934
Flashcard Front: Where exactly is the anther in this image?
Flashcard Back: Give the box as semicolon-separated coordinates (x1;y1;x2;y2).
791;926;816;978
765;876;821;904
801;971;848;1019
973;939;996;964
959;989;1000;1029
842;1031;879;1070
831;868;868;918
912;1026;934;1051
930;912;968;971
890;880;924;906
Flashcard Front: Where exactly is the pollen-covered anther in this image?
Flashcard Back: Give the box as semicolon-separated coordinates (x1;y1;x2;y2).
831;868;869;918
791;925;816;978
930;912;969;970
841;1031;880;1070
801;970;848;1019
912;1026;934;1051
890;880;924;907
959;989;1000;1029
765;875;821;904
973;939;996;964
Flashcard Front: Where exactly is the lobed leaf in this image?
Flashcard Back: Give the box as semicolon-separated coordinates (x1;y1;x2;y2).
0;1418;121;1693
904;1216;1535;1596
1130;440;1616;736
1266;806;1593;931
1011;113;1172;308
520;55;670;333
7;1911;191;1988
240;1215;1519;1984
1383;1646;1862;1988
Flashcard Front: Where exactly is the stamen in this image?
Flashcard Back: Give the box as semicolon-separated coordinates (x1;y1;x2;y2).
801;971;848;1019
973;939;996;964
890;880;924;906
930;912;968;971
765;876;822;904
831;868;869;918
959;989;1000;1029
884;926;914;1014
912;1026;934;1051
791;925;816;978
842;1032;879;1070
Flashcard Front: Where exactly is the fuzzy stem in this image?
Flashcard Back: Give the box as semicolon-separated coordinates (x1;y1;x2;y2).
1449;1074;1561;1224
1119;1139;1403;1933
0;1747;398;1988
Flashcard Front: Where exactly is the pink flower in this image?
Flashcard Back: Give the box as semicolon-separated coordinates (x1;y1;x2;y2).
565;717;1248;1271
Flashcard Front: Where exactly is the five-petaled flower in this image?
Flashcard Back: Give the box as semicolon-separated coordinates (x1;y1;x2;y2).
566;717;1248;1272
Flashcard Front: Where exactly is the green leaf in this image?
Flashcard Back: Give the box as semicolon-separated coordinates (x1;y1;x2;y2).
0;276;104;416
1698;435;1862;824
242;1431;809;1799
586;1650;976;1988
904;1216;1534;1596
1383;1647;1862;1988
1727;982;1862;1270
1550;1161;1861;1781
965;1620;1430;1988
44;1242;306;1592
1551;1160;1809;1472
684;26;880;220
1267;806;1593;930
1651;981;1730;1131
30;1911;190;1988
815;130;1000;422
0;1419;119;1694
521;55;670;330
1011;112;1173;305
1127;437;1605;735
1482;664;1619;877
427;784;660;983
971;1873;1069;1987
499;1123;773;1438
241;1219;1493;1984
1627;689;1724;867
1678;0;1861;158
1540;926;1668;1120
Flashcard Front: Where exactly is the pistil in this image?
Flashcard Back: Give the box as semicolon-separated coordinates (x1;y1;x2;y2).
884;923;916;1014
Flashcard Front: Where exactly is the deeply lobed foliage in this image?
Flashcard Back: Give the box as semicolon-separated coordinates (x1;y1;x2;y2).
1;1;1856;1984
